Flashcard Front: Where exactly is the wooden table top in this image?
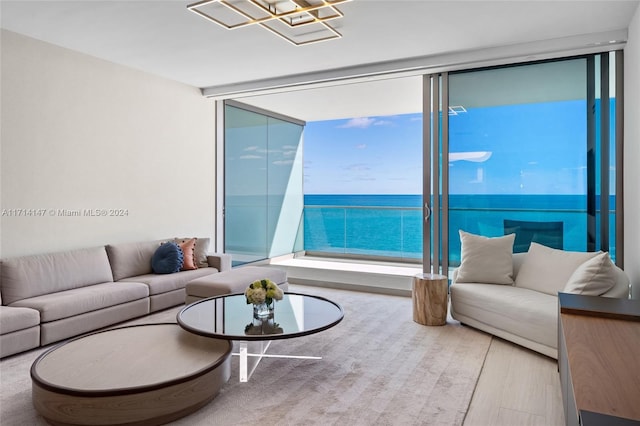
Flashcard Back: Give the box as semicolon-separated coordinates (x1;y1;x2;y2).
31;323;231;395
561;313;640;420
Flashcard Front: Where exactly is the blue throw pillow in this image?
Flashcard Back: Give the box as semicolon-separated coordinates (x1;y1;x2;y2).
151;242;184;274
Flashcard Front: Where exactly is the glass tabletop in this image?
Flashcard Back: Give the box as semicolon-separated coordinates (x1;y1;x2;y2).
177;292;344;341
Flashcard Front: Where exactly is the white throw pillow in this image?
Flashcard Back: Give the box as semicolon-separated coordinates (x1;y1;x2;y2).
456;230;515;285
563;252;616;296
515;243;600;296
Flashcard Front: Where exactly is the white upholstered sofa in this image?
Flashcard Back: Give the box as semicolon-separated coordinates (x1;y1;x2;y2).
450;232;630;359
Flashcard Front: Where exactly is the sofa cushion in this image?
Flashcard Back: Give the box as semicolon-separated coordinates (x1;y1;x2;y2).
151;242;184;274
0;306;40;334
455;230;515;285
515;243;600;296
175;237;210;269
0;325;40;358
121;268;217;296
450;282;558;349
178;238;197;271
1;247;114;305
10;282;149;323
106;240;167;281
563;252;616;296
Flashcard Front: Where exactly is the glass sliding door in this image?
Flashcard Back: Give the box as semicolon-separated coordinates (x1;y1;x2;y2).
224;101;304;266
423;53;623;275
224;105;269;264
589;52;623;262
448;59;589;266
422;73;446;274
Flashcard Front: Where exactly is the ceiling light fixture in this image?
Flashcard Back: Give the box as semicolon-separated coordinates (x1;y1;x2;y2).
187;0;351;46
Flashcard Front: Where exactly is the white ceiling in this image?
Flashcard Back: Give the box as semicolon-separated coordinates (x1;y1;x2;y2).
1;0;639;121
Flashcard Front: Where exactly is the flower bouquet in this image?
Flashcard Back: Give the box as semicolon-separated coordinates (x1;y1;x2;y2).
245;279;284;319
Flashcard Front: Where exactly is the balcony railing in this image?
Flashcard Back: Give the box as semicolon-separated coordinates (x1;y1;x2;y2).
303;203;616;263
303;205;422;261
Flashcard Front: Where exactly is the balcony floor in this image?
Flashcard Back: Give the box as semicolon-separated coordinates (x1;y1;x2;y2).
268;255;424;296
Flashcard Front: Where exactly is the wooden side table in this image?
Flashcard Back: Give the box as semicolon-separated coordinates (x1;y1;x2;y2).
412;273;448;326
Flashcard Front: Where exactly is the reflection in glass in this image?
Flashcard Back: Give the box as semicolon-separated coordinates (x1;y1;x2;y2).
447;55;620;266
178;293;343;340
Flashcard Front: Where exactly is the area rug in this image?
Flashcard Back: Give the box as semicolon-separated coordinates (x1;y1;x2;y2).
0;285;491;425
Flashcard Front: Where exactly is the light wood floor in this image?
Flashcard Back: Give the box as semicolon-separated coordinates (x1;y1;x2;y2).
464;337;565;426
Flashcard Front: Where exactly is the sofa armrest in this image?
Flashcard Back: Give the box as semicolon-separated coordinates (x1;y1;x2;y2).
207;254;232;272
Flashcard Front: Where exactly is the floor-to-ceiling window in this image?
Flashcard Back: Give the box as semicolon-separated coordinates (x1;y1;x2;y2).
218;52;622;277
223;101;305;266
424;52;623;275
449;59;589;261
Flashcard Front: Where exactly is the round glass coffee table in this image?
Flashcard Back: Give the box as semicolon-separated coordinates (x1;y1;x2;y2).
177;292;344;382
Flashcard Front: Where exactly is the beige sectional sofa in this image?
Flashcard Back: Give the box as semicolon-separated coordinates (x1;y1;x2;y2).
450;232;630;359
105;239;231;312
0;238;231;358
0;292;40;357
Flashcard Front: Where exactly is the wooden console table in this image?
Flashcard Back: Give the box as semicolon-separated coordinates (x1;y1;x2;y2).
558;293;640;426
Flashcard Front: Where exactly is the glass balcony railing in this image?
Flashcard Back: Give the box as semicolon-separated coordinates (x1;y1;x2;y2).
303;205;422;261
303;202;616;264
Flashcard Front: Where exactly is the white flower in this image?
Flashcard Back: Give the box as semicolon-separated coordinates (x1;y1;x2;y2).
245;287;266;304
265;281;284;301
245;279;283;305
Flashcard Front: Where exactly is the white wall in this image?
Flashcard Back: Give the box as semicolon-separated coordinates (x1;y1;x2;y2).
0;30;216;258
624;4;640;299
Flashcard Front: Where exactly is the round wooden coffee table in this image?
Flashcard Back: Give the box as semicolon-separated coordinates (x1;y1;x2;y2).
31;323;232;426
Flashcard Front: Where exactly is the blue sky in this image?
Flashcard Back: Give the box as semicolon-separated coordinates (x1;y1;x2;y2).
304;100;600;196
304;113;423;194
448;100;588;195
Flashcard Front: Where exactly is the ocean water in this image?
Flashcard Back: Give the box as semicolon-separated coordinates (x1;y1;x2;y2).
304;194;614;263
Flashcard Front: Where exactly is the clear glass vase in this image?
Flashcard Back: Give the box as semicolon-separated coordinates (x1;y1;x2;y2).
253;302;274;319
